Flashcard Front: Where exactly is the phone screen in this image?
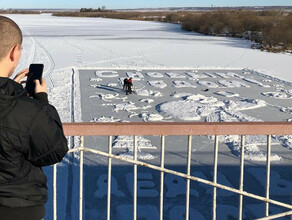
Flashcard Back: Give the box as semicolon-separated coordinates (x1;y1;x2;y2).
25;64;44;95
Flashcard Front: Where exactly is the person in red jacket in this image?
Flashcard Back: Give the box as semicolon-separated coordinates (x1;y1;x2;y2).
0;16;68;220
126;77;133;95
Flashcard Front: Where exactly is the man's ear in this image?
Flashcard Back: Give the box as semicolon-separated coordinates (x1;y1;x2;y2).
9;45;21;62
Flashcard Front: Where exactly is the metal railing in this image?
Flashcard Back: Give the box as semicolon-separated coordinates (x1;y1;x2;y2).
52;122;292;220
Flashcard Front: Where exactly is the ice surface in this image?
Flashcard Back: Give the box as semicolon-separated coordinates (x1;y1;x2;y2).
113;136;157;150
217;80;250;88
232;143;282;162
90;92;119;101
169;206;205;220
206;172;234;197
118;151;157;160
94;174;125;198
170;92;193;98
159;99;201;120
165;72;186;78
197;80;219;88
135;89;163;97
139;98;154;103
146;72;164;78
216;205;246;219
116;205;159;220
96;70;118;78
262;91;292;99
247;204;287;219
148;80;167;88
90;77;102;82
139;112;164;121
243;77;270;87
126;173;159;197
214;90;239;97
90;116;123;122
248;168;292;195
114;102;139;112
281;107;292;114
173;80;197;88
165;175;199;198
185;72;208;79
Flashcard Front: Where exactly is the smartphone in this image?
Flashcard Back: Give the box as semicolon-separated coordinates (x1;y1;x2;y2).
25;64;44;95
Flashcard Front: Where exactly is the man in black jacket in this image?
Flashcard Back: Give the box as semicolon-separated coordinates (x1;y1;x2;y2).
0;16;68;220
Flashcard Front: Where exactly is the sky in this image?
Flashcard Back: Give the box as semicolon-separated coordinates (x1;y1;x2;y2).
1;0;292;9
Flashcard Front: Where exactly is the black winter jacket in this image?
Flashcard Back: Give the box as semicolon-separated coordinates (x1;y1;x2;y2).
0;78;68;212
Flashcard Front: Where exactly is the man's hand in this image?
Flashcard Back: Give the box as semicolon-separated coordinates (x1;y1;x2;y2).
13;68;29;84
34;78;47;94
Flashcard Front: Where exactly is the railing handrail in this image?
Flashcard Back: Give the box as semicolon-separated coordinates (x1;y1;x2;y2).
63;122;292;136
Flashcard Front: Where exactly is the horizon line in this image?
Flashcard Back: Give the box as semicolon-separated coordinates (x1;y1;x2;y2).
2;5;292;10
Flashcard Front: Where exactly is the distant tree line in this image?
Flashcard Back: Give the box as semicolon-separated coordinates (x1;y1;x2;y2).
80;7;114;13
53;9;292;52
166;10;292;52
0;9;40;14
53;10;171;21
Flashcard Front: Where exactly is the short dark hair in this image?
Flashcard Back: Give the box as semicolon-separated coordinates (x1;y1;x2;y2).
0;16;23;61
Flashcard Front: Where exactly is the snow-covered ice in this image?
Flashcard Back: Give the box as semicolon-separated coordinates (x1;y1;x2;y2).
214;90;239;97
165;72;187;78
186;72;208;79
96;70;118;78
262;91;292;99
139;112;164;122
148;80;167;88
243;77;270;87
139;98;154;103
146;72;164;78
197;80;219;88
173;80;196;88
170;92;193;98
113;136;156;150
135;89;163;97
217;80;250;88
90;116;123;122
89;77;102;82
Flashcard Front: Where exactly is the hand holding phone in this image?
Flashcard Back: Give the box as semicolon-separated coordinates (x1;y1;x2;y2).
34;78;47;94
25;64;44;96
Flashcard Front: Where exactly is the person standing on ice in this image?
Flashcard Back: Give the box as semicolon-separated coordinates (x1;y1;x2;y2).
126;77;133;95
0;16;68;220
123;78;128;90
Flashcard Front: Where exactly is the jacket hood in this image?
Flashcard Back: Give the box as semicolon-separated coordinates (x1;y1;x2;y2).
0;77;26;119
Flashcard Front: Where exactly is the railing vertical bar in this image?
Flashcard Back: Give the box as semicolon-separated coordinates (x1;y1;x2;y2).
186;135;192;220
79;136;84;220
239;135;245;220
107;136;113;220
53;164;57;220
213;135;219;220
133;136;138;220
266;135;272;217
160;135;165;220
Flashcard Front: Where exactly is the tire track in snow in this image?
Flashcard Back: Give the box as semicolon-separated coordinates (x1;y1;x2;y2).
36;40;55;87
225;49;248;68
135;45;165;67
29;37;56;88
